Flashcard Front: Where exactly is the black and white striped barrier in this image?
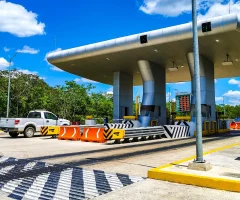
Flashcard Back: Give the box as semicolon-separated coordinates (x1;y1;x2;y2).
105;120;134;130
163;125;190;138
175;121;195;137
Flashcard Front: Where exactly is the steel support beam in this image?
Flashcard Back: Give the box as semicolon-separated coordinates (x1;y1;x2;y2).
113;72;133;122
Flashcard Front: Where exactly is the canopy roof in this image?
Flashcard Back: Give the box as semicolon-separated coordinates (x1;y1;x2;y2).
47;14;240;85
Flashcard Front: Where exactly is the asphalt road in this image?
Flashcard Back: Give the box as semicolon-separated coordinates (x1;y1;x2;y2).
0;131;240;199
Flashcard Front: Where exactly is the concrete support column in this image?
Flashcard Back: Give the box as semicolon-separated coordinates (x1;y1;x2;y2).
113;72;133;122
187;52;216;122
138;60;166;126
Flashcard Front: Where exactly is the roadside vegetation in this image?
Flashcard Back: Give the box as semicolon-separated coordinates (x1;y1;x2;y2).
0;70;239;122
0;70;113;123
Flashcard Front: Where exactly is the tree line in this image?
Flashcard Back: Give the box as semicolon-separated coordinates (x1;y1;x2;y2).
0;70;240;122
0;70;113;123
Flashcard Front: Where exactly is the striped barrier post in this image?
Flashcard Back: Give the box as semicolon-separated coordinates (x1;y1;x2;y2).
103;128;125;140
40;126;60;137
163;125;190;138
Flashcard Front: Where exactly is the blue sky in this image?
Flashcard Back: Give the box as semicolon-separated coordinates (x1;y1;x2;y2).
0;0;240;105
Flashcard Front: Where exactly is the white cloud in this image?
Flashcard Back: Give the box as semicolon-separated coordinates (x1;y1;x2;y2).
4;47;10;52
166;92;173;102
198;1;240;20
139;0;239;19
0;57;12;70
229;99;240;106
139;0;192;17
0;1;45;37
81;78;97;83
18;69;38;75
228;78;240;87
107;91;113;95
107;87;113;95
223;90;240;97
50;66;64;72
215;96;223;101
74;77;97;83
222;90;240;106
215;79;217;83
175;82;186;85
74;78;81;83
17;46;39;54
10;69;45;80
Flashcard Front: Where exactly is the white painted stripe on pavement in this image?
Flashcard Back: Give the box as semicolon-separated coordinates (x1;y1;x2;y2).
23;162;37;171
54;169;73;200
0;157;9;163
83;169;99;195
105;174;123;190
0;165;15;175
23;173;50;200
1;179;23;194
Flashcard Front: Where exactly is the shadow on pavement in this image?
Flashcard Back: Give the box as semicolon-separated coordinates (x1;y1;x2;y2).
27;132;240;168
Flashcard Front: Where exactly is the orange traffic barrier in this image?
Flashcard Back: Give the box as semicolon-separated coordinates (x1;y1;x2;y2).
81;127;106;143
58;126;81;141
230;122;240;130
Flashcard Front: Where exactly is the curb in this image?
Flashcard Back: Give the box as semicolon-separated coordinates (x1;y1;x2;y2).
148;142;240;192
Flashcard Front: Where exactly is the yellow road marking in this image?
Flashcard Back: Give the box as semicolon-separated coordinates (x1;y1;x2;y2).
155;142;240;170
148;142;240;192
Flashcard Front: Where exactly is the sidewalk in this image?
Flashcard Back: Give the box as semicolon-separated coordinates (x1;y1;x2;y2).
149;142;240;192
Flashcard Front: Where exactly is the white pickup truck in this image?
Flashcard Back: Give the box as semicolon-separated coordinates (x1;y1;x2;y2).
0;110;70;138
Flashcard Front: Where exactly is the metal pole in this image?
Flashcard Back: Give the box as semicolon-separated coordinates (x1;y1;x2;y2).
223;96;225;116
229;0;231;14
192;0;204;162
6;52;18;118
169;87;171;118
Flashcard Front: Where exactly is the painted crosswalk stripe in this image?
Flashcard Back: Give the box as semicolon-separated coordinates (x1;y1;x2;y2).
116;173;133;186
23;173;51;199
54;169;73;200
83;169;99;197
8;178;36;200
69;168;86;199
1;179;23;197
0;157;10;163
23;162;37;171
39;170;62;199
0;165;15;175
93;170;112;195
104;174;124;191
0;157;145;200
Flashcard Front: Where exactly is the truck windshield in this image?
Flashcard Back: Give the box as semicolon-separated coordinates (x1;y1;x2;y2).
28;112;41;118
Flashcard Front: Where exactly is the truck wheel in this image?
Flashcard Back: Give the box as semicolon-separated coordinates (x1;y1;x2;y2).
9;132;19;138
24;127;35;138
